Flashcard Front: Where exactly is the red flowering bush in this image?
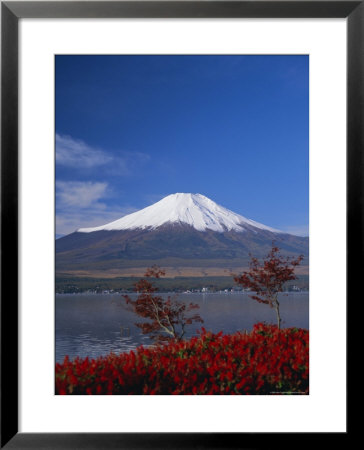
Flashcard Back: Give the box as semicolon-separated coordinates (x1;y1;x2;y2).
55;323;308;395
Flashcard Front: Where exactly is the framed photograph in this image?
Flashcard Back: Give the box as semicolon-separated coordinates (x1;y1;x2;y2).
1;0;356;447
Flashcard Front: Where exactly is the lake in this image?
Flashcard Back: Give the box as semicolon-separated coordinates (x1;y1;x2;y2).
56;292;309;362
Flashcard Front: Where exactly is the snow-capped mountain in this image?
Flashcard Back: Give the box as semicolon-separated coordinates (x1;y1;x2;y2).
56;193;308;275
78;193;282;234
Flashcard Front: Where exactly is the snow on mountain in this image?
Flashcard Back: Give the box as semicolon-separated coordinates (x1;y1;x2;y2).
78;193;282;234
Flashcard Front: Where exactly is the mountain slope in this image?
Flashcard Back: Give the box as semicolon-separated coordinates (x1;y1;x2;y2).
77;193;282;234
56;193;308;274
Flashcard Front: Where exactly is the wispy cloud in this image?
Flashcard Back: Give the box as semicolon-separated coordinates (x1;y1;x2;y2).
56;181;109;209
280;225;309;237
56;134;114;168
56;207;137;236
56;134;150;175
55;133;151;234
57;187;174;235
56;180;137;235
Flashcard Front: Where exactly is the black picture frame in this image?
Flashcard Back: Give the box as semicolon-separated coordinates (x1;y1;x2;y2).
1;1;356;448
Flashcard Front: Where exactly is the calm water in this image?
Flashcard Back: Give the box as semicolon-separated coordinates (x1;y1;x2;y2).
55;292;309;362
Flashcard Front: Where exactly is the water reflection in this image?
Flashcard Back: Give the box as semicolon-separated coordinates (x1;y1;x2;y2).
56;292;308;362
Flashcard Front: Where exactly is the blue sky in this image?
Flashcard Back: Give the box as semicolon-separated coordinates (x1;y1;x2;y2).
56;55;308;236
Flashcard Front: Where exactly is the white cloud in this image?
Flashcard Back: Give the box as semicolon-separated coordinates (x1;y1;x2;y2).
56;134;115;169
56;181;108;209
56;180;138;235
56;206;137;236
56;134;150;175
280;224;309;237
55;133;152;235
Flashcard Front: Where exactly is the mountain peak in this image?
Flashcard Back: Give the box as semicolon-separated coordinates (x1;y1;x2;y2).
77;193;282;234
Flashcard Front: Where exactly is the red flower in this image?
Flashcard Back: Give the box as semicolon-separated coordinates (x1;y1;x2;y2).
55;323;309;395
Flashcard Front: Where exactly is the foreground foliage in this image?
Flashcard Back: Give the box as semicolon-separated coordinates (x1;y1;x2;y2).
55;323;309;395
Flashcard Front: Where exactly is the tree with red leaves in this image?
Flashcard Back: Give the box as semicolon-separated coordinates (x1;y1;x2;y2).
234;245;304;329
123;266;203;343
